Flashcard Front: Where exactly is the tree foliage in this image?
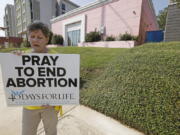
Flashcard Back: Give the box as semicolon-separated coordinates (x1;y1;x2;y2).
172;0;180;7
172;0;180;3
157;7;168;30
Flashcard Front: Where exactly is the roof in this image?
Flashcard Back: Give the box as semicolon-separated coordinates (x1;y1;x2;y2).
51;0;113;23
64;0;80;7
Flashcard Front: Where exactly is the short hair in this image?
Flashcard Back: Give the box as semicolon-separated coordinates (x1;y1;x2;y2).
27;22;51;38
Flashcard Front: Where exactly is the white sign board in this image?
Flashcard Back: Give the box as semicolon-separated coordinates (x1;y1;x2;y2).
0;53;80;106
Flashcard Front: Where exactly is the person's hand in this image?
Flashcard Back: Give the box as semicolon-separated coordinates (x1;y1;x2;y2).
12;50;24;56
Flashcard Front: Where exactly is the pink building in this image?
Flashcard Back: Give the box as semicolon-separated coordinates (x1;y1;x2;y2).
51;0;158;47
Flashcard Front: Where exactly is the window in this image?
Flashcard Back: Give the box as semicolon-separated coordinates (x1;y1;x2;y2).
31;11;33;20
67;30;80;46
62;3;66;10
30;0;33;10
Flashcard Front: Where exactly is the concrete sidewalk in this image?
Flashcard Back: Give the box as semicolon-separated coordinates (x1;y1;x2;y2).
0;69;144;135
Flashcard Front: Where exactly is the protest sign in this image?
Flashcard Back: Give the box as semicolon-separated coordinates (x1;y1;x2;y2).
0;53;80;106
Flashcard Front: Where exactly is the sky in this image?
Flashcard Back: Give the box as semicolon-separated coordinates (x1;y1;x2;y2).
0;0;169;37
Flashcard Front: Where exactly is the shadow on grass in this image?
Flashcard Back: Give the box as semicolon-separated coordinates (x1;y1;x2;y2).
80;77;87;89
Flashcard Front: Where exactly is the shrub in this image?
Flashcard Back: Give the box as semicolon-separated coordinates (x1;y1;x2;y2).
12;43;21;48
132;36;139;41
105;35;116;41
51;34;64;45
0;44;4;49
119;33;138;41
119;33;133;40
21;39;31;48
8;43;14;48
85;31;101;42
48;31;54;44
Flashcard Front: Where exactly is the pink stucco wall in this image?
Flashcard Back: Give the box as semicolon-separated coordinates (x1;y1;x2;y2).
85;0;142;36
51;0;158;45
138;0;159;44
51;0;143;37
51;21;63;35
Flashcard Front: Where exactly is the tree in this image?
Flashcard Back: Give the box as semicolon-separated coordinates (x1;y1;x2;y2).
172;0;180;7
157;7;168;30
172;0;180;3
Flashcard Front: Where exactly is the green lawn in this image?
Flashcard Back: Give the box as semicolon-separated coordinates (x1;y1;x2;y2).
49;47;127;88
0;42;179;135
0;47;29;53
81;42;180;135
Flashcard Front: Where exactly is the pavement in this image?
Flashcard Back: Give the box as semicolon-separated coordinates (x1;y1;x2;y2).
0;67;144;135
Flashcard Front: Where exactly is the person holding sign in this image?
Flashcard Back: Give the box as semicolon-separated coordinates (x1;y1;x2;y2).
14;22;61;135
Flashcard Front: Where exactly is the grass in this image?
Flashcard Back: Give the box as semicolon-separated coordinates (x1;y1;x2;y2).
0;47;29;53
0;42;179;135
81;42;180;135
49;47;126;88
